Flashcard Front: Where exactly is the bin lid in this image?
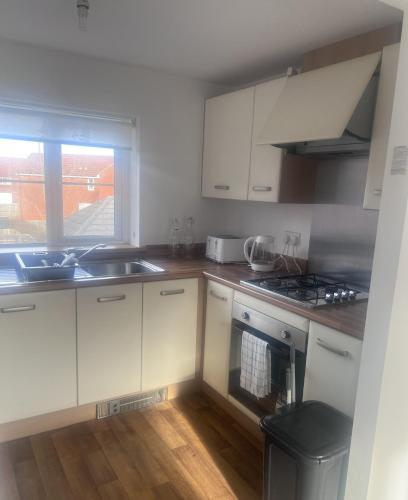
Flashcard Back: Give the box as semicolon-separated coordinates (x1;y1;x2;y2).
260;401;353;462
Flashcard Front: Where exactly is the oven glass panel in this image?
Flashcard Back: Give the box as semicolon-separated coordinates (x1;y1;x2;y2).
229;320;305;418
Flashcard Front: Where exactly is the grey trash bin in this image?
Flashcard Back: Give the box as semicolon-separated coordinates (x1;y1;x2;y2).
260;401;353;500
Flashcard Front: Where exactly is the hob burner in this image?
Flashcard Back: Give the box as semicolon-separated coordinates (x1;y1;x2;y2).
240;273;369;308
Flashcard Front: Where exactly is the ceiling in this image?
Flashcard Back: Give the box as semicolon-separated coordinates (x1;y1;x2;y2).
0;0;402;85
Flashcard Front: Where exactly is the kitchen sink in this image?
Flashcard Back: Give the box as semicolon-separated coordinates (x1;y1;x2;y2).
16;251;77;282
14;251;165;282
79;260;165;278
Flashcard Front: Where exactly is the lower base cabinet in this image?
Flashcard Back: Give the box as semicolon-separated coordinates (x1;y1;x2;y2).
303;321;362;417
142;278;198;391
77;283;143;405
203;281;233;396
0;290;77;424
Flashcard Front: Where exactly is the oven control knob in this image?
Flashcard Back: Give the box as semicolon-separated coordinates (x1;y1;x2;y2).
241;312;250;321
281;330;291;340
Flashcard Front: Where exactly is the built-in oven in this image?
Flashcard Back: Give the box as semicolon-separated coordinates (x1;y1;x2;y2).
228;300;308;418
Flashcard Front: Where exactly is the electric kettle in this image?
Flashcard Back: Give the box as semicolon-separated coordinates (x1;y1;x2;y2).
244;235;276;272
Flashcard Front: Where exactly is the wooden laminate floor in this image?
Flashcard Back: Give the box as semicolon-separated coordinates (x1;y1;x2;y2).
0;393;263;500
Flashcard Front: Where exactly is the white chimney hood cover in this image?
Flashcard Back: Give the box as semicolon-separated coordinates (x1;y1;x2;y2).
257;51;381;146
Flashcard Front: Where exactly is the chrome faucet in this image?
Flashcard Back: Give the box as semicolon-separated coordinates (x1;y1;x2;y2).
60;243;107;267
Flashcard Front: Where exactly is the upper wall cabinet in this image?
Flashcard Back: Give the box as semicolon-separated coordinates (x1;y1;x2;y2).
249;78;286;202
202;79;317;203
364;43;400;210
202;87;254;200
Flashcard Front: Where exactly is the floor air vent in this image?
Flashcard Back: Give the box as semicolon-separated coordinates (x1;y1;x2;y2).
96;388;168;419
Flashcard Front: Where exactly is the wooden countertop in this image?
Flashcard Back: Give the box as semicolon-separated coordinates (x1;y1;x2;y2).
201;264;367;340
0;257;367;340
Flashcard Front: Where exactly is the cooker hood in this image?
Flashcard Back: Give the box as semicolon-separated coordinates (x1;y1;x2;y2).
257;52;382;156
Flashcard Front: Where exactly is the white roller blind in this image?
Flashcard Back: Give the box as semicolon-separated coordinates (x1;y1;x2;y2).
0;103;134;149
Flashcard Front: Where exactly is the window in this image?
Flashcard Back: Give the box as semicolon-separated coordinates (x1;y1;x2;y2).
61;145;115;239
0;104;133;247
0;138;129;246
87;178;96;191
0;139;47;244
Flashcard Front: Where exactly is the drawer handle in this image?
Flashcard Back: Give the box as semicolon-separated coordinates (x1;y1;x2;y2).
97;295;126;303
252;186;272;192
210;290;227;302
316;337;350;358
373;188;383;196
1;305;36;313
214;185;230;191
160;289;185;296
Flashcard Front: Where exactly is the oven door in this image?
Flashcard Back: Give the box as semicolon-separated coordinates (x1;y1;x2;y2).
228;319;306;418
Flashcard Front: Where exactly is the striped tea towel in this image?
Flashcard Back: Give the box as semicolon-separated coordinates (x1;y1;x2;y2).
240;331;271;399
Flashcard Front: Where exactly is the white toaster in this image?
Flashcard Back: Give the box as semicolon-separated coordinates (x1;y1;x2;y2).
206;235;247;263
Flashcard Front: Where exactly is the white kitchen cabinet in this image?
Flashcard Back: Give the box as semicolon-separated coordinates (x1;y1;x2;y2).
0;290;76;424
248;78;286;202
202;87;254;200
203;281;233;396
364;43;400;210
77;283;142;405
202;81;317;203
303;321;362;417
142;278;198;391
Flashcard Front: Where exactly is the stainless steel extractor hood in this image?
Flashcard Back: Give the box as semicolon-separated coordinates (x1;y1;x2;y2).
257;52;382;156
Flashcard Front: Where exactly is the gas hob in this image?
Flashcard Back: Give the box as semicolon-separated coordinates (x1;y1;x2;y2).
240;273;369;308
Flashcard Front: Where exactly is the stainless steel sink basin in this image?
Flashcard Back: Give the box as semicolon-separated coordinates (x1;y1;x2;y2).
80;260;165;278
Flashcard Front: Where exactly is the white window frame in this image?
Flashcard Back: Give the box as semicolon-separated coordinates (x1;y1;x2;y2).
0;139;130;247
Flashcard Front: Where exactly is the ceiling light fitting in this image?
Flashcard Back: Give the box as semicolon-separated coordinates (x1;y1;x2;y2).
77;0;90;31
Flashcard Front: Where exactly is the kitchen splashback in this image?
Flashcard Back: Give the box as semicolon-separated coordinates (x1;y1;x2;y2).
308;157;379;289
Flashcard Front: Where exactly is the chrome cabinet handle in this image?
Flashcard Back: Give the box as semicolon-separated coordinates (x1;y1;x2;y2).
160;289;185;296
210;290;227;302
214;185;230;190
252;186;272;192
373;188;383;195
97;295;126;303
316;337;350;358
1;305;36;313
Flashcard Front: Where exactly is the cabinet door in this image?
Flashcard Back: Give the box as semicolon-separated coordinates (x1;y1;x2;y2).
0;290;76;424
77;283;142;405
303;322;362;417
202;87;254;200
203;281;233;396
364;43;400;210
142;279;198;391
248;78;286;202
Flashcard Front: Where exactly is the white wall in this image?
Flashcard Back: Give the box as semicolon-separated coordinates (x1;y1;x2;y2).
213;200;312;259
214;156;379;261
0;39;227;245
346;5;408;499
0;39;316;251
